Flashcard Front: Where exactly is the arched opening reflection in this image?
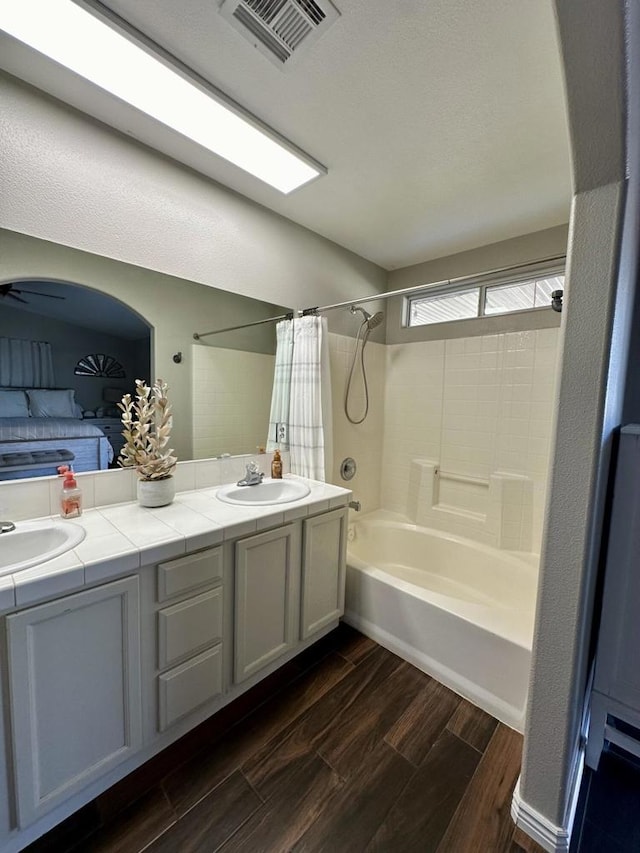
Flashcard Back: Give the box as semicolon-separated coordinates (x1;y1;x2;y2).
0;279;152;479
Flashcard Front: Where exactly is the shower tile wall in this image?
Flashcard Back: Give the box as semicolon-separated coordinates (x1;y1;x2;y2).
380;328;559;553
328;333;385;513
191;344;275;459
382;339;445;512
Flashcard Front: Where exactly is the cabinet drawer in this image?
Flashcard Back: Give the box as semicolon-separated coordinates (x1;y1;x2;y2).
157;546;223;602
158;587;222;669
158;645;222;731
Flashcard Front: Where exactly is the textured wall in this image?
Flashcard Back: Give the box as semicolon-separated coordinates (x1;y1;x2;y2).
0;73;386;311
521;183;626;827
518;0;635;833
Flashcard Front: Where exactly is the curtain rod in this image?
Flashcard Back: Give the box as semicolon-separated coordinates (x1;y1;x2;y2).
192;254;566;339
193;312;294;340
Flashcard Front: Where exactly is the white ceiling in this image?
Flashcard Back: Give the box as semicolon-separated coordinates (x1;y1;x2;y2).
0;0;572;271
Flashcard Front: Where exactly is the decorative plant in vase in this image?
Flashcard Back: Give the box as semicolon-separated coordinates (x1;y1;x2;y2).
118;379;178;507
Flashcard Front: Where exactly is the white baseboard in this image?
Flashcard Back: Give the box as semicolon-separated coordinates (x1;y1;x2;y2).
511;747;584;853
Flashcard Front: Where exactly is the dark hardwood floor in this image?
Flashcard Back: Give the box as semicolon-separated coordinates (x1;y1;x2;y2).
27;625;546;853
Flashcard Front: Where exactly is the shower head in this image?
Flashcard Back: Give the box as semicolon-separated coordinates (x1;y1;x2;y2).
350;305;385;329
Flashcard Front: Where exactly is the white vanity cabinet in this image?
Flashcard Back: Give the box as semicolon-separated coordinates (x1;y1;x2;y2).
233;508;348;684
301;508;348;640
154;546;225;732
5;576;142;827
234;523;301;683
0;490;350;851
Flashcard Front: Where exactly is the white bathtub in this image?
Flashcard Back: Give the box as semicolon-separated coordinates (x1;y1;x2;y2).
344;511;539;731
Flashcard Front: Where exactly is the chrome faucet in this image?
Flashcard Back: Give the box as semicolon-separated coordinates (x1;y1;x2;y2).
237;461;264;487
0;521;16;534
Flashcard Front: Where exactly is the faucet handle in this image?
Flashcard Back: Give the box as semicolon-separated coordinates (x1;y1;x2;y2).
237;461;264;486
0;521;16;534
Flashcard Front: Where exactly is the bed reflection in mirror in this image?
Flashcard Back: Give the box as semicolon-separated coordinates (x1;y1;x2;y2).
0;278;290;481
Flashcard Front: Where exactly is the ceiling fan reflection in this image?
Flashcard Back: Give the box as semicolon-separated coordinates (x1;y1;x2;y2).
0;284;66;304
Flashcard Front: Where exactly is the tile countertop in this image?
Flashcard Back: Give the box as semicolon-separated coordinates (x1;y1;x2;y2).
0;478;352;614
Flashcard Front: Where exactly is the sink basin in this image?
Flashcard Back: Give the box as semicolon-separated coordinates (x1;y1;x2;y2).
0;520;86;576
216;479;311;506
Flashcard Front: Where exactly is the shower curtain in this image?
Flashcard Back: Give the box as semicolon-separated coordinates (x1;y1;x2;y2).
267;316;332;482
289;315;332;481
267;319;294;452
0;338;55;387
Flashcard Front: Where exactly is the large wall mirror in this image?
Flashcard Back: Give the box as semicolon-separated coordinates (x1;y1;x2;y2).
0;266;291;481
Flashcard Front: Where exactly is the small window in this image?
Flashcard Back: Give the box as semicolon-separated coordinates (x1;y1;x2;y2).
484;276;564;315
406;270;564;328
408;287;479;327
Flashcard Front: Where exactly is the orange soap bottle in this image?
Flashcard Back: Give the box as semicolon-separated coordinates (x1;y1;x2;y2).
60;470;82;519
271;449;283;479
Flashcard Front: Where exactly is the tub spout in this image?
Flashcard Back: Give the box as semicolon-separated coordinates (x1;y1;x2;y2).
349;500;361;512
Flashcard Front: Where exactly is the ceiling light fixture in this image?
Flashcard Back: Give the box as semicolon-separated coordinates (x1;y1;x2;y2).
0;0;326;193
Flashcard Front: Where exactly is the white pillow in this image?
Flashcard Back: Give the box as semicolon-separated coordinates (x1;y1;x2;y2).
27;389;80;419
0;390;29;417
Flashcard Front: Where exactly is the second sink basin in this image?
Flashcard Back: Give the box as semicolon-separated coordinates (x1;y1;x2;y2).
0;520;86;577
216;479;311;506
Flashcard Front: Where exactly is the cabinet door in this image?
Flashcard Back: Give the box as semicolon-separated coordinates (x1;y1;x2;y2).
301;509;348;640
6;576;142;826
234;523;300;684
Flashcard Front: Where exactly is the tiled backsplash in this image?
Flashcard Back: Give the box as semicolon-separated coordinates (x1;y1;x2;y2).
0;452;290;522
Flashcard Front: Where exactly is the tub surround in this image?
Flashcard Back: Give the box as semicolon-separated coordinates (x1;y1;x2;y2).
326;328;559;554
381;329;559;553
408;460;534;551
0;467;350;853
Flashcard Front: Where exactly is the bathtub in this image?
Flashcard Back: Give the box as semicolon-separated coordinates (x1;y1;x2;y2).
344;511;539;731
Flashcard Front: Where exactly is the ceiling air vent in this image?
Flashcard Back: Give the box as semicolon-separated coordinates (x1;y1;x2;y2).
219;0;340;69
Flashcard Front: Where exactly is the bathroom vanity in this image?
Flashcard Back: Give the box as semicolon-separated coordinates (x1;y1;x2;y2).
0;477;350;852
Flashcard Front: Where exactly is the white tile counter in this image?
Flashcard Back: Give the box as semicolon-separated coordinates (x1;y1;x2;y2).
0;476;352;613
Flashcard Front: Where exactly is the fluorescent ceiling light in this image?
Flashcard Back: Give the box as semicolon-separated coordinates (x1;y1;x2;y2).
0;0;325;193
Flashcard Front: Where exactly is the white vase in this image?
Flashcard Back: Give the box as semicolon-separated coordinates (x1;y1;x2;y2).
137;476;175;508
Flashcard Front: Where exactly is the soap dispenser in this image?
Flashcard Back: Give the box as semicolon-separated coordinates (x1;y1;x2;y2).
60;469;82;519
271;449;283;479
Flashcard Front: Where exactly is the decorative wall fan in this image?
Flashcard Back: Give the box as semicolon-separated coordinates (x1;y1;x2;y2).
74;353;126;378
0;283;66;304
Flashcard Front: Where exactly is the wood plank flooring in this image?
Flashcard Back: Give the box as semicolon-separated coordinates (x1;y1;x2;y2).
26;624;547;853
